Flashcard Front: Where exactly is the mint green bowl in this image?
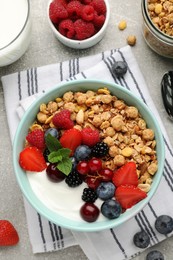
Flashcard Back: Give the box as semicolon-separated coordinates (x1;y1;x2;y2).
13;79;165;232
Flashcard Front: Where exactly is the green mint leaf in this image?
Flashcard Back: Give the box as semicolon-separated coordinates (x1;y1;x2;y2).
48;151;62;163
58;148;71;158
57;158;72;176
45;134;62;152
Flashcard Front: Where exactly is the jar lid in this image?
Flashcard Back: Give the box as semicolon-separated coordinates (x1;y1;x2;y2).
0;0;29;50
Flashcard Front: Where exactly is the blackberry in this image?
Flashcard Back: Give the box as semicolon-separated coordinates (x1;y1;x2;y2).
82;188;98;203
65;170;83;187
91;142;109;157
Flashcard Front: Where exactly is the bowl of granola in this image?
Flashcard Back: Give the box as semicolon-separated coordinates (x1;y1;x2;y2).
13;79;165;231
47;0;110;49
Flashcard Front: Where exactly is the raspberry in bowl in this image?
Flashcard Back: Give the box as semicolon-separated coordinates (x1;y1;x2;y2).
13;79;165;232
47;0;110;49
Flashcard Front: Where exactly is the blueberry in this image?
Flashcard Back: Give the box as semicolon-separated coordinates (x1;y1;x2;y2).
112;61;127;77
146;250;164;260
70;156;77;170
155;215;173;234
101;199;122;219
96;182;115;200
45;128;59;138
74;145;91;161
133;230;150;248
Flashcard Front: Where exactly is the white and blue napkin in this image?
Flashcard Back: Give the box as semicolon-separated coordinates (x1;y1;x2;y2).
2;45;173;260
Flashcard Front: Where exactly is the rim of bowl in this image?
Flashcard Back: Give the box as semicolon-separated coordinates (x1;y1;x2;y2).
13;79;165;232
47;0;110;45
0;0;30;51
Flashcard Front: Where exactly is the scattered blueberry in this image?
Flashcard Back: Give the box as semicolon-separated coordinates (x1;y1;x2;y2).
101;199;122;219
133;230;150;248
96;182;115;200
45;128;59;138
74;145;91;161
112;60;127;77
146;250;164;260
155;215;173;234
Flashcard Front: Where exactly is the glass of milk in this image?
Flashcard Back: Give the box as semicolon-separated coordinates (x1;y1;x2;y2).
0;0;32;67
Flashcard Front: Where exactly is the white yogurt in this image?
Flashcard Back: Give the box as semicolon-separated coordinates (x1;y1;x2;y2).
0;0;32;66
27;170;106;222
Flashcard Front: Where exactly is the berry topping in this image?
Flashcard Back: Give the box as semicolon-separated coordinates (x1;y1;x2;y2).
0;220;19;246
74;19;95;40
49;1;68;24
81;127;100;147
112;162;138;187
81;5;95;21
93;12;105;29
59;19;75;39
45;128;59;138
85;176;101;190
155;215;173;234
66;0;83;20
52;109;74;129
146;250;164;260
88;158;102;173
90;0;106;15
65;170;83;187
74;145;91;161
26;129;45;150
112;61;128;78
91;142;109;157
60;128;82;155
101;199;122;219
96;182;115;200
82;187;98;203
115;185;147;209
46;163;66;182
77;161;90;175
99;168;113;181
80;202;100;222
19;147;47;172
133;230;150;248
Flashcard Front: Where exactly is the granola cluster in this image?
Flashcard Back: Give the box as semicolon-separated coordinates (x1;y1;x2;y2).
147;0;173;36
30;88;158;193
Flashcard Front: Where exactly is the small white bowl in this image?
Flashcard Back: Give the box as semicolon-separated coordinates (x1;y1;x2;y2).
47;0;110;49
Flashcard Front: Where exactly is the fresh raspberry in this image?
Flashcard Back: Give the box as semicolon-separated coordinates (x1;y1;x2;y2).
66;1;83;20
26;129;45;150
93;12;105;29
81;127;100;147
74;19;95;40
59;19;75;38
49;1;68;24
52;109;74;129
81;5;95;21
81;0;92;4
54;0;68;8
90;0;106;15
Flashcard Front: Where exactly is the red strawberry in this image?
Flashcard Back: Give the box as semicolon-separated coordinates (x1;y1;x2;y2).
81;127;100;147
26;129;45;150
52;109;74;129
19;147;47;172
112;162;138;187
0;220;19;246
60;128;82;155
115;185;147;209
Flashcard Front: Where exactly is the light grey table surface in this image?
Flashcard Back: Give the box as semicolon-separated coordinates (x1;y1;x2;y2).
0;1;173;259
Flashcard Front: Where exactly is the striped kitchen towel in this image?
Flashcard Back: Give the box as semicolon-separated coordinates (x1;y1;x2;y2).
2;45;173;260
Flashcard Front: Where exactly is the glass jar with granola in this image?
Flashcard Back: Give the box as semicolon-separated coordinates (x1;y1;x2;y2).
141;0;173;58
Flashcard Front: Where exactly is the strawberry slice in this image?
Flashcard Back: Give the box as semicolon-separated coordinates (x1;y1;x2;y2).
115;185;147;209
59;128;82;155
19;147;47;172
112;162;138;187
